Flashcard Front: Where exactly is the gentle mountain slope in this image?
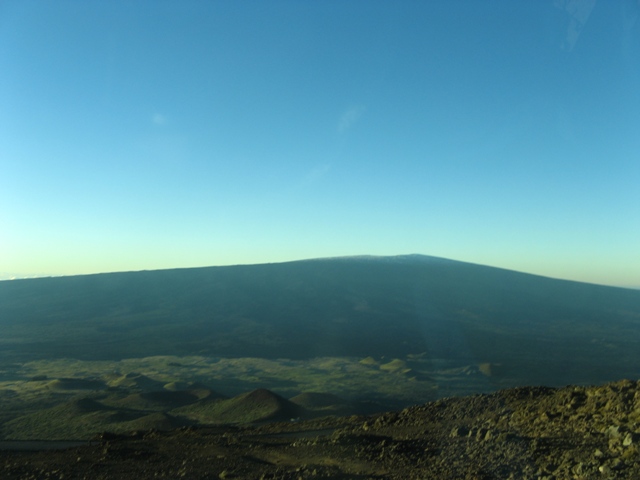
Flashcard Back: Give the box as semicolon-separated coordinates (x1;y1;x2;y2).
1;255;640;388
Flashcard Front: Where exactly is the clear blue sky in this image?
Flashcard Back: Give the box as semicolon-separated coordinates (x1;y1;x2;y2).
1;1;639;286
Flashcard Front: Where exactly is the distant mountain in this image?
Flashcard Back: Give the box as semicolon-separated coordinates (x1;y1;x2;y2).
1;255;640;387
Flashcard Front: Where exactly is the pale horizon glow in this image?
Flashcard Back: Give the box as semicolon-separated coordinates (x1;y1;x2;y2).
1;1;639;288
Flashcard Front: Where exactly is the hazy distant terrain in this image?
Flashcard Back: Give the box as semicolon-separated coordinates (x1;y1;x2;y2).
1;255;640;440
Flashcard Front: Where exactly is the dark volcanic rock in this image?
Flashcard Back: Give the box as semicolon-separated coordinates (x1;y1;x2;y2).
3;379;640;478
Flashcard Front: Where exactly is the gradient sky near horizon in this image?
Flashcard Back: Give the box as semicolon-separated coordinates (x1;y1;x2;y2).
1;0;639;287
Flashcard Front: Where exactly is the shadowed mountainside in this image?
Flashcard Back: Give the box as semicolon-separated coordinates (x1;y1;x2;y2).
1;255;640;387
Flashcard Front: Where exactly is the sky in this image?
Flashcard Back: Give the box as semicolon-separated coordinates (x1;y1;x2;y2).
1;0;639;287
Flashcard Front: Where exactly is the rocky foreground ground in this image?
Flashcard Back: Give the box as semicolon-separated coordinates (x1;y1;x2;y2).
3;379;640;479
